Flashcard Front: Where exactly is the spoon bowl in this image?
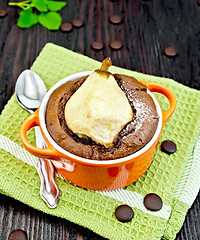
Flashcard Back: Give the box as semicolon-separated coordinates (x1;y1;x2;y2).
15;70;47;113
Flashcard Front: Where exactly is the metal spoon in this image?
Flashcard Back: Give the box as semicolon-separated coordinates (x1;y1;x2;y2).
15;70;60;208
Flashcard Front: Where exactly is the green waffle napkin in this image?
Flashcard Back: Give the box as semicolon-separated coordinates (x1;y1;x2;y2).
0;43;200;240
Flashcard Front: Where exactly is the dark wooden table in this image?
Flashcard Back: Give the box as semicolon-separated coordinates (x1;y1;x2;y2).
0;0;200;239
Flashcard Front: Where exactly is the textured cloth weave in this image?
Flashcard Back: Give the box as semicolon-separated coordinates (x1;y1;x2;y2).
0;43;200;240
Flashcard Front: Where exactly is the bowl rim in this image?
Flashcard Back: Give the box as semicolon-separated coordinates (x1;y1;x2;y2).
39;71;163;165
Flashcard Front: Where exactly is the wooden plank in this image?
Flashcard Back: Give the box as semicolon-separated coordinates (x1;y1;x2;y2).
0;0;200;239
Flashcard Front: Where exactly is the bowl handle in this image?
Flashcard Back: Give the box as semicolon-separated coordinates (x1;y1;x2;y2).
140;81;176;125
20;109;59;159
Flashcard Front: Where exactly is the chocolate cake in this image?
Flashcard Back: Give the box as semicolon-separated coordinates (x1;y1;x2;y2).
45;73;159;160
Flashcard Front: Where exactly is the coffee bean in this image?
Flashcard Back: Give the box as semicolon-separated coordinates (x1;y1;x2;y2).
161;140;176;154
60;22;73;32
143;193;163;211
72;19;84;28
115;204;134;222
108;15;123;25
163;46;178;57
0;9;8;18
91;41;104;51
109;40;123;50
8;229;27;240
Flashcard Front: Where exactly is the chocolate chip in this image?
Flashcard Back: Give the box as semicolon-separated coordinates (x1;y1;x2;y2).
72;19;84;28
109;40;123;50
161;140;176;154
60;22;73;32
115;204;134;222
0;8;8;18
8;229;27;240
143;193;163;211
91;41;104;51
163;46;178;57
108;15;123;25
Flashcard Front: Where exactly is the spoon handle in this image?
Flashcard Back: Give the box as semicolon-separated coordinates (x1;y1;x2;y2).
35;127;60;208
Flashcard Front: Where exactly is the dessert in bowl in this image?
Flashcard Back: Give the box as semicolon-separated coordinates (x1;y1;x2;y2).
20;58;176;191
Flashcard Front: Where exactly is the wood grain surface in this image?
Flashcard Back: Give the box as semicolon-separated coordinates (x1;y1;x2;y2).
0;0;200;239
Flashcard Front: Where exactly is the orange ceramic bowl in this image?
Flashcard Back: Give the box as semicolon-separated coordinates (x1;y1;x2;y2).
20;71;176;191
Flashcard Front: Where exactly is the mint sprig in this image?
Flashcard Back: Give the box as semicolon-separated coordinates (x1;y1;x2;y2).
46;1;67;11
9;0;67;30
39;12;62;30
17;7;38;28
32;0;49;12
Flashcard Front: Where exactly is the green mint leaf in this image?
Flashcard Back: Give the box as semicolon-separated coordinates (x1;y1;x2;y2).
46;1;67;11
38;12;62;30
32;0;48;12
17;7;38;28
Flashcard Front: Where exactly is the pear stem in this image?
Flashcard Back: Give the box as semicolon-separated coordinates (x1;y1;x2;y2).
100;57;112;72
